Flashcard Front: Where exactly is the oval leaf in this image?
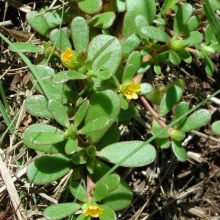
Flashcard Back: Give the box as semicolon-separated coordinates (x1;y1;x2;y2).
74;100;90;127
27;11;50;36
70;181;88;202
44;203;81;220
94;182;109;201
99;204;116;220
98;141;156;167
9;42;43;53
47;99;70;127
25;95;53;118
78;0;102;15
174;101;189;128
172;140;187;162
27;154;71;184
71;16;89;53
179;109;211;132
65;138;78;155
159;85;183;116
211;120;220;135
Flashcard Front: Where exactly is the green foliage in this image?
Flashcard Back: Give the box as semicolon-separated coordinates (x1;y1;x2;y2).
3;0;219;219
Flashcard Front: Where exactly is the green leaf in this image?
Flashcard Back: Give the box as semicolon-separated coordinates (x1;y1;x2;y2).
153;64;161;74
75;100;90;127
88;35;122;76
79;117;113;135
25;95;53;118
50;27;71;52
71;17;89;53
96;70;111;80
65;138;78;155
44;7;73;28
47;99;70;127
141;26;171;42
52;70;87;83
8;42;43;53
31;65;73;104
161;0;179;14
89;12;116;29
182;16;200;34
98;141;156;167
93;161;133;211
118;104;138;122
135;15;150;44
169;51;181;65
76;214;90;220
151;120;170;139
184;31;203;46
173;3;193;37
24;124;65;152
203;0;220;44
99;204;116;220
179;109;211;132
159;85;183;116
170;129;185;141
27;11;51;37
121;34;141;58
122;51;142;82
114;0;126;12
172;140;187;162
155;138;170;149
174;101;189;128
44;203;81;220
70;181;88;202
98;174;120;193
85;90;121;144
122;0;156;37
94;182;109;201
211;120;220;135
27;154;71;184
78;0;102;15
204;52;214;76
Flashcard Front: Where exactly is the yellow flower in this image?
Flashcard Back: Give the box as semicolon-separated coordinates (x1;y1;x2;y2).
83;205;103;218
61;48;76;68
121;81;141;100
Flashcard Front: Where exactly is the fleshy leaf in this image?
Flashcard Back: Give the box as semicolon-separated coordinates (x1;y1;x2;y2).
122;51;142;82
27;11;51;36
99;204;116;220
179;109;211;132
155;138;170;149
52;70;86;83
141;26;171;42
98;141;156;167
27;154;71;184
79;117;113;135
50;27;71;52
173;3;193;36
9;42;43;53
65;138;78;155
25;95;53;118
78;0;102;15
93;161;133;211
161;0;179;14
30;65;73;104
184;31;203;46
121;34;141;58
70;181;88;202
44;203;81;220
172;140;187;162
211;120;220;135
94;182;109;201
89;12;116;29
159;85;183;116
174;101;189;128
74;100;90;127
71;16;89;53
169;51;181;65
87;35;122;76
114;0;126;12
98;174;120;193
24;123;65;152
122;0;156;37
85;90;120;144
151;120;170;139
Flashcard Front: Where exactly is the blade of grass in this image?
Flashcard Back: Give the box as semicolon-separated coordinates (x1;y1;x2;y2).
203;0;220;44
0;33;51;100
98;88;220;181
0;79;9;114
0;101;14;133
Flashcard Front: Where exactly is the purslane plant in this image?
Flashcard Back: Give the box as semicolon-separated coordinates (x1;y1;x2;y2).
5;0;220;219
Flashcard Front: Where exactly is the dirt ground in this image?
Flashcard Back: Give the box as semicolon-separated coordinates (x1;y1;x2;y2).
0;1;220;220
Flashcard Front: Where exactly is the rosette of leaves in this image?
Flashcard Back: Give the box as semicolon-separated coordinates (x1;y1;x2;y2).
148;80;211;162
135;3;203;74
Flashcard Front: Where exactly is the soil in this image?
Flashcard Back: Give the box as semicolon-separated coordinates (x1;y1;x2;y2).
0;1;220;220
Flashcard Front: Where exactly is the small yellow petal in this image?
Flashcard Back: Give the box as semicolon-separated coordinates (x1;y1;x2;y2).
61;48;76;68
121;81;141;100
83;205;103;218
